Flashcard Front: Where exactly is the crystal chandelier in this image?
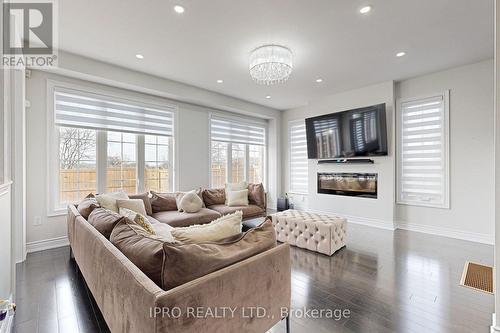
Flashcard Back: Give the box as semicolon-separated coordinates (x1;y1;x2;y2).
249;44;293;85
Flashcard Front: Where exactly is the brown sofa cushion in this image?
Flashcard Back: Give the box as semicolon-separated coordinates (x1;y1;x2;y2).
150;191;178;212
207;204;264;219
128;192;153;215
77;194;100;219
87;208;123;239
161;219;276;290
202;188;225;206
110;218;173;287
152;208;221;228
248;183;266;209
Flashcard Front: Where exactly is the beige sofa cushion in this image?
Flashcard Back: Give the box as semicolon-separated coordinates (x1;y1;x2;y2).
176;191;203;213
171;211;242;243
226;189;249;206
150;191;178;212
202;188;225;206
128;192;153;215
116;199;147;216
162;219;276;290
88;208;123;239
77;194;100;219
96;190;129;212
208;204;264;219
248;183;266;209
152;208;221;228
110;217;175;287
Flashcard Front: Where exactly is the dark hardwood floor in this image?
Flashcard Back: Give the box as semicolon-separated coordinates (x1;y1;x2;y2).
14;223;494;333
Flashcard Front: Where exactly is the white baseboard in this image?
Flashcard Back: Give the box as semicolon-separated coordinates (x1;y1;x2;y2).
26;236;69;253
395;221;494;245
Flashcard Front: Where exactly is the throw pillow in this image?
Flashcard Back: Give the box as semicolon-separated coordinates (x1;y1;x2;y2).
150;191;178;212
88;207;123;239
162;219;276;290
225;181;248;204
248;183;266;209
128;192;153;216
171;211;242;243
96;190;129;212
119;208;156;235
77;193;100;219
116;199;147;216
226;189;249;207
175;188;205;208
176;191;203;213
110;217;174;287
202;188;225;206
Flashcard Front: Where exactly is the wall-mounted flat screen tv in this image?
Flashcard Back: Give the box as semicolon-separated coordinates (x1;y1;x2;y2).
305;103;388;159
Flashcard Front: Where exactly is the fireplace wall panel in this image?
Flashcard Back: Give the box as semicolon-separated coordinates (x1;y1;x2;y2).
317;172;378;198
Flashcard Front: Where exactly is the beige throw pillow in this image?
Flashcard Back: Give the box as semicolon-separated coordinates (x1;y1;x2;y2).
119;208;156;235
96;190;129;212
116;199;147;216
171;211;242;243
175;191;203;213
225;181;248;204
226;189;249;207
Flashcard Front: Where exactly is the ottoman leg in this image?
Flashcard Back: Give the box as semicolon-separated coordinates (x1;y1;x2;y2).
285;315;290;333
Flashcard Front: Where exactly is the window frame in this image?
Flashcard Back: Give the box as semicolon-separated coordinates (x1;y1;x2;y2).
396;90;450;209
208;113;267;188
288;119;309;195
47;80;177;215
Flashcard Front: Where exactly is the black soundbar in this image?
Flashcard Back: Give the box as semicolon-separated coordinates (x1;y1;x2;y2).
317;158;374;164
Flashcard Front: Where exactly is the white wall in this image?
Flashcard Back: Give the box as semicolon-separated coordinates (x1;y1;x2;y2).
0;184;12;299
281;81;396;229
395;60;494;243
25;54;281;246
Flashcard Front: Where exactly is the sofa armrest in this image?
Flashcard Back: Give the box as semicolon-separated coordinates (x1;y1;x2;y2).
154;244;291;333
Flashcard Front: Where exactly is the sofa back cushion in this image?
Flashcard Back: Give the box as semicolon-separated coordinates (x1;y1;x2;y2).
150;191;178;212
88;208;123;239
162;219;276;290
248;183;266;209
110;217;175;287
128;192;153;215
171;211;242;243
202;188;226;206
77;194;100;219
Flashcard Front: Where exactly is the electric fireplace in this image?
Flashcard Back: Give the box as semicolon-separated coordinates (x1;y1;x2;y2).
317;172;377;198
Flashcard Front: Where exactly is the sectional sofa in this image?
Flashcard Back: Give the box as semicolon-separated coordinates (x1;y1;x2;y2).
66;184;290;333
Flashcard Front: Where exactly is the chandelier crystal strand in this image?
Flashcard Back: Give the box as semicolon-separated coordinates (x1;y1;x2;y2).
249;45;293;85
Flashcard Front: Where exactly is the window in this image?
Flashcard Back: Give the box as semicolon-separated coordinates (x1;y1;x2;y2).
397;92;449;208
210;116;266;187
107;132;137;194
144;135;171;193
58;127;97;204
289;120;308;194
50;83;175;212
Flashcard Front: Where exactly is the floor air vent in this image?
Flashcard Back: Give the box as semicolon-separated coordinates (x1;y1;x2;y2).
460;261;494;294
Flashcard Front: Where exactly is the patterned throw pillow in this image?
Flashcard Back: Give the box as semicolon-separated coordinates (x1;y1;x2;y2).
119;208;156;235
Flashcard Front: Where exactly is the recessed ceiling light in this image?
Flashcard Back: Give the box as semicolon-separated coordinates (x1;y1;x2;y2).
216;79;223;83
173;5;185;13
316;78;323;83
265;95;271;99
135;54;144;59
396;51;406;57
359;6;372;14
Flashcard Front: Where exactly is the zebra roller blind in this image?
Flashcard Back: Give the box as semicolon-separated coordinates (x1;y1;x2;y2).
54;88;175;137
289;120;308;193
398;93;449;208
210;116;266;146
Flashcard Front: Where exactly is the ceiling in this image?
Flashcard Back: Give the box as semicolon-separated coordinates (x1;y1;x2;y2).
58;0;494;110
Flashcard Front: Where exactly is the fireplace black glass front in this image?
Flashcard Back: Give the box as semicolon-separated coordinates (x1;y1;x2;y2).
317;173;377;198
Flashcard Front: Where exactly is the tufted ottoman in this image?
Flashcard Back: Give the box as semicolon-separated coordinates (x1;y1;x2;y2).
271;210;347;256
